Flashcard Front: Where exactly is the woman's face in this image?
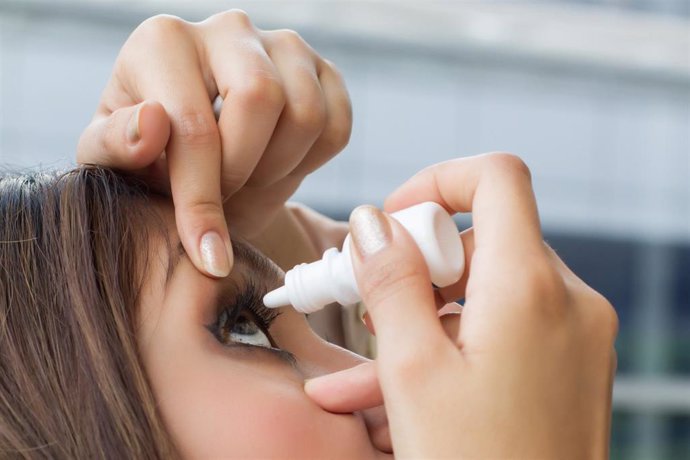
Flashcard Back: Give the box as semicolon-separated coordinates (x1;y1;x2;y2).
136;202;391;458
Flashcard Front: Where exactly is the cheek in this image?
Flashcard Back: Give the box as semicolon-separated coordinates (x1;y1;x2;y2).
151;341;376;459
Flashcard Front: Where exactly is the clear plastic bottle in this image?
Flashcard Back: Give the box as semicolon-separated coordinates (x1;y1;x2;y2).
263;201;464;314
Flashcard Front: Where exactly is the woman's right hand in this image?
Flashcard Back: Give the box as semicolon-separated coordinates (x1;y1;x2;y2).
305;153;618;458
77;10;351;278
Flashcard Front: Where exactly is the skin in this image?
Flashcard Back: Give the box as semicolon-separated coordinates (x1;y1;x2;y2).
76;11;616;457
135;200;392;459
306;153;618;459
78;10;352;278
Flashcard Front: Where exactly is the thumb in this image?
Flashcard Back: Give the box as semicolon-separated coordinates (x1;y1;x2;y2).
77;100;170;170
304;362;382;413
348;205;449;362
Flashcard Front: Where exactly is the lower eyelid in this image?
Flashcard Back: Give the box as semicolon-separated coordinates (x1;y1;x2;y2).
244;309;279;348
222;341;298;367
267;347;297;367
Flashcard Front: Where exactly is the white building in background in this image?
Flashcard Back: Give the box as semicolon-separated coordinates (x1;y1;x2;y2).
1;1;689;458
1;1;687;242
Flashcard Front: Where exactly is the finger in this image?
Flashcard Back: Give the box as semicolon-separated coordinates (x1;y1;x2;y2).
348;206;450;362
383;153;543;262
362;406;392;454
305;311;463;413
436;227;475;303
248;29;326;186
222;173;303;238
362;311;375;335
201;11;285;194
76;100;170;170
124;16;232;277
289;59;353;177
304;362;382;413
439;311;461;345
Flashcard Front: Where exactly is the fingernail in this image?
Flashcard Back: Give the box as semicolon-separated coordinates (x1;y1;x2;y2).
200;231;230;277
303;378;317;393
361;311;375;334
127;105;142;144
304;376;328;393
349;205;391;258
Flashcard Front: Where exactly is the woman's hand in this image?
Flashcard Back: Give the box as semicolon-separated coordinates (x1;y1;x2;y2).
77;10;352;278
305;153;618;458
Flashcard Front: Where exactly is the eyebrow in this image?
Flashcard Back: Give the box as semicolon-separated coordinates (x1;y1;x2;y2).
165;241;186;286
165;239;279;287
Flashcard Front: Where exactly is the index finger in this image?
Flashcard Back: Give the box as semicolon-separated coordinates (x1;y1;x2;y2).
122;16;232;277
384;152;543;260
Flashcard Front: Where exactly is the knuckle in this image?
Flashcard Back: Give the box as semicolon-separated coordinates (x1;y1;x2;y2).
321;58;340;76
320;59;349;92
359;260;426;307
605;303;620;339
516;259;567;316
590;291;619;340
290;99;326;134
274;28;306;47
226;9;253;27
315;60;352;153
174;111;218;146
212;9;253;29
236;73;285;111
486;152;532;183
183;200;224;227
136;14;188;39
320;118;352;154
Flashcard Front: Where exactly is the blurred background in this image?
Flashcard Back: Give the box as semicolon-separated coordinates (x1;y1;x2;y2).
0;0;688;457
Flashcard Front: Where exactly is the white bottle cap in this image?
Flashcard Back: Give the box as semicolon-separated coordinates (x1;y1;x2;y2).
391;201;464;287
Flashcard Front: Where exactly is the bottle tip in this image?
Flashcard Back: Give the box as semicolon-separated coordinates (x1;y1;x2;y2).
263;285;290;309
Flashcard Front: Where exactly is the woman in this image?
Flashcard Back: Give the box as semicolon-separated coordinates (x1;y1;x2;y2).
1;10;617;459
0;166;388;458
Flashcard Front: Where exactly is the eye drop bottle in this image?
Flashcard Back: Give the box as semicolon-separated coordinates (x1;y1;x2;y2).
263;201;464;314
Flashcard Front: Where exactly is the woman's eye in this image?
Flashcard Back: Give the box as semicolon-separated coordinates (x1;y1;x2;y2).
217;309;272;348
229;312;272;347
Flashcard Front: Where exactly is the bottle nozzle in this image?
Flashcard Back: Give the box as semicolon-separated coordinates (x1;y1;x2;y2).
263;285;290;309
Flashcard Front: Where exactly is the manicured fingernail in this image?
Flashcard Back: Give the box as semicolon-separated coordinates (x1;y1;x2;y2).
349;205;391;258
200;231;230;277
127;105;142;144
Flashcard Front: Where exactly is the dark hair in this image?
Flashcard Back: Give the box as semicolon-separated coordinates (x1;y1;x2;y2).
0;166;176;458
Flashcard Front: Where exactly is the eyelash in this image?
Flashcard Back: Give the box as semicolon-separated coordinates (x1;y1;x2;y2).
211;282;281;348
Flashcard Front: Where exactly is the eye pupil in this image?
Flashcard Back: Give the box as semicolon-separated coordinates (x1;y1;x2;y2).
215;309;272;348
232;314;259;335
213;291;278;349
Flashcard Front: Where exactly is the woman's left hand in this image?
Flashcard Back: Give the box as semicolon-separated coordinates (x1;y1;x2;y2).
77;10;352;278
305;154;617;458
